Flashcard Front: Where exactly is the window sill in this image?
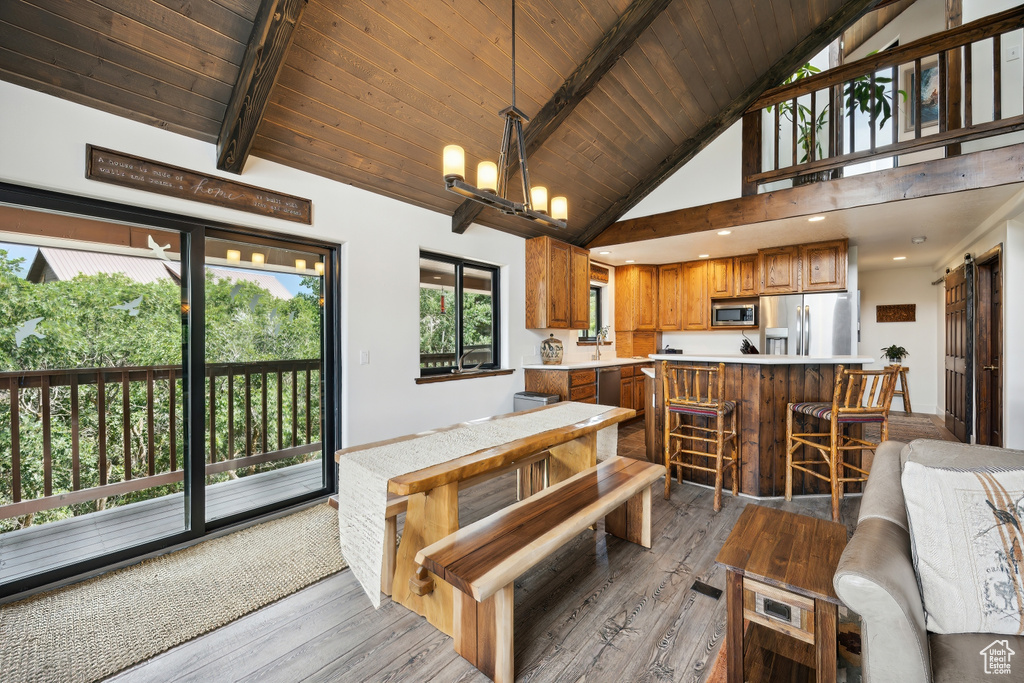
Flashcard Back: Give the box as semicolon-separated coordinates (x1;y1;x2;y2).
577;340;613;346
415;368;515;385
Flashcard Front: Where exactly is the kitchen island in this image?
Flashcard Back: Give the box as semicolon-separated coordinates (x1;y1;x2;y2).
650;354;874;498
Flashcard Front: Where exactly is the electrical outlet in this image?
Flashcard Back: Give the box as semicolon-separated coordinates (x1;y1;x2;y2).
359;350;370;365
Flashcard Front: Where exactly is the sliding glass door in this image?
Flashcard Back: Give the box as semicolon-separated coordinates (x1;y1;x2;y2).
203;233;328;522
0;185;338;596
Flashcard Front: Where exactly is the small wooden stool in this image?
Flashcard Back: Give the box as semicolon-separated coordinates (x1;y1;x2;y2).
892;366;911;413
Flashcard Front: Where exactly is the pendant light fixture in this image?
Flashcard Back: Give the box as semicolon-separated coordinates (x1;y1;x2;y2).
442;0;567;229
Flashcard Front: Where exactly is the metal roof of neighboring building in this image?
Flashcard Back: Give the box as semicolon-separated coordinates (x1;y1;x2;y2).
27;248;294;300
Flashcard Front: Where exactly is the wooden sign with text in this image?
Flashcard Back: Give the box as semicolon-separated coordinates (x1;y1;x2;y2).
86;145;312;224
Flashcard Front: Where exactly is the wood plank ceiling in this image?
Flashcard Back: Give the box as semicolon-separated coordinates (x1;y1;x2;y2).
0;0;880;244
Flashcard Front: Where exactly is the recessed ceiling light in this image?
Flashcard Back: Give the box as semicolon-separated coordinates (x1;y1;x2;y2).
911;236;927;244
698;254;710;258
808;216;825;222
893;256;907;261
598;251;611;255
625;259;635;263
717;230;732;236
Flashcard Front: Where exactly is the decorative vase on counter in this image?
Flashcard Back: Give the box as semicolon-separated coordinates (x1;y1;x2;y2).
540;334;563;365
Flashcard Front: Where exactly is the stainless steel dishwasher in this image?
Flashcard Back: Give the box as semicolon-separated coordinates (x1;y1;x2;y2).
597;366;621;406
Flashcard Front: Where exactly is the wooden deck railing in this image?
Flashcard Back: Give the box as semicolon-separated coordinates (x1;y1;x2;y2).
0;359;321;521
742;6;1024;193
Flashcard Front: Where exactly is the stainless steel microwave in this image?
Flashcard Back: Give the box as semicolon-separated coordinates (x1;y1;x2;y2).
711;302;757;327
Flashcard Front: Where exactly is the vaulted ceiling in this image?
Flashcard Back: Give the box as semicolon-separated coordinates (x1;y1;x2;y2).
0;0;884;244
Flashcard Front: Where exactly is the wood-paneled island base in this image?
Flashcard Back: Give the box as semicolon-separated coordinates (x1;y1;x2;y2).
650;354;875;498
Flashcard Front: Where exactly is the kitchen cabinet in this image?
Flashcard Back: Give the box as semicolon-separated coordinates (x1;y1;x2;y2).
800;239;847;292
758;245;800;294
657;262;682;330
620;374;635;411
523;364;652;415
757;239;848;294
525;236;590;329
682;260;709;330
615;264;657;332
616;330;656;358
735;254;758;296
708;258;734;299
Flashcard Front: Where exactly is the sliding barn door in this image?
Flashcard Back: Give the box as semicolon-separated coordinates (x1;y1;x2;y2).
944;263;973;442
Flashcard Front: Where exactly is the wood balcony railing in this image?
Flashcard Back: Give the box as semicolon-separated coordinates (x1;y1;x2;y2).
742;6;1024;194
0;359;322;522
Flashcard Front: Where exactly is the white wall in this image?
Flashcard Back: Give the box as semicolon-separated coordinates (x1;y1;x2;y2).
619;122;743;221
0;81;540;448
857;267;940;413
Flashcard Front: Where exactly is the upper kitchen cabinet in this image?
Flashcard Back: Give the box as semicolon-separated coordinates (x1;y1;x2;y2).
682;260;709;330
525;236;589;329
708;258;734;299
657;263;682;331
800;239;847;292
615;264;657;332
758;245;800;294
735;254;758;296
570;245;590;329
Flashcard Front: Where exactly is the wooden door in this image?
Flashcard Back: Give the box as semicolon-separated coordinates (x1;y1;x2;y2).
569;246;590;330
977;250;1002;446
657;263;682;330
944;264;972;442
620;376;635;411
682;261;709;330
758;246;799;294
614;266;636;331
734;254;758;296
634;376;646;417
636;265;658;330
800;239;847;292
546;238;571;328
708;258;734;298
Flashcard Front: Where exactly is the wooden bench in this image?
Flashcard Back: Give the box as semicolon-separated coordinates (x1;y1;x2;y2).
415;455;663;683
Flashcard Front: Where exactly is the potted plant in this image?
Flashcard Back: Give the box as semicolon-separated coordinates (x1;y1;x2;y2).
769;59;903;185
881;345;908;365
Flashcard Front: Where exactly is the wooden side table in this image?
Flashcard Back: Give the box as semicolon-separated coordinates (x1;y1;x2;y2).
715;505;848;683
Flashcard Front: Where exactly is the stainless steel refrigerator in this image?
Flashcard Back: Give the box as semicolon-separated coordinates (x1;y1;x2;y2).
759;292;856;356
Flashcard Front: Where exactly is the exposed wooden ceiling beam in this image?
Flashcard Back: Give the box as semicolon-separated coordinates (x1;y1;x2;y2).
575;0;883;248
586;142;1024;248
451;0;673;234
217;0;307;174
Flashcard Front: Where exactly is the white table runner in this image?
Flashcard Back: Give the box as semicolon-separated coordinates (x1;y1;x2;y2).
337;402;619;607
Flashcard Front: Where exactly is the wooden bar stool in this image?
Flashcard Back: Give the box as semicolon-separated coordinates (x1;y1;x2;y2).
892;365;912;413
785;365;899;521
662;361;739;511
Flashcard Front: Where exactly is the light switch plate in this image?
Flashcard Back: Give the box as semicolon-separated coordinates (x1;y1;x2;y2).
1009;45;1020;62
359;350;370;365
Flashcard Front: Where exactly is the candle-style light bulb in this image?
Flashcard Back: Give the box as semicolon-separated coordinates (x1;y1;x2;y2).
551;196;568;222
314;262;325;276
226;249;241;263
443;145;465;182
251;252;265;266
477;161;498;193
531;186;548;214
295;259;306;272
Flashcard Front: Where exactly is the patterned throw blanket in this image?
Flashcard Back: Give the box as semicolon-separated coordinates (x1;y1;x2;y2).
337;402;620;607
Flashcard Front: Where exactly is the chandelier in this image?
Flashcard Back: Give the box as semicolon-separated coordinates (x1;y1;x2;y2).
441;0;567;230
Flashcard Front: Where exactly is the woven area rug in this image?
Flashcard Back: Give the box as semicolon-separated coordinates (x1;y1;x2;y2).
0;503;346;683
864;414;947;443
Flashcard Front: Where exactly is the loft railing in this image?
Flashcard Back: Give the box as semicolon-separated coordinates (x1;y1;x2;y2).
0;359;322;522
741;6;1024;193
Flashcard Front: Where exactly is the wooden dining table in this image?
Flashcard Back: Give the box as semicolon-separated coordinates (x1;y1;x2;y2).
335;403;635;636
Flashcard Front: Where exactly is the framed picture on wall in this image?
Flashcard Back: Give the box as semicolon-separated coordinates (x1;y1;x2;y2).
902;56;940;132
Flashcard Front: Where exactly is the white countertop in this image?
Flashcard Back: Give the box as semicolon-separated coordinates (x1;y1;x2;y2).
522;357;653;370
648;353;875;365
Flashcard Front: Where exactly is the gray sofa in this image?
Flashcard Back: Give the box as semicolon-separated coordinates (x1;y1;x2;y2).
833;439;1024;683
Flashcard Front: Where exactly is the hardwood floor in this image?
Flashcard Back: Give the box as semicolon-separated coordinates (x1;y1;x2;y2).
110;440;858;683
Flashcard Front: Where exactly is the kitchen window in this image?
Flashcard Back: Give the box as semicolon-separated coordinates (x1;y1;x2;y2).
419;252;500;377
578;286;604;341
